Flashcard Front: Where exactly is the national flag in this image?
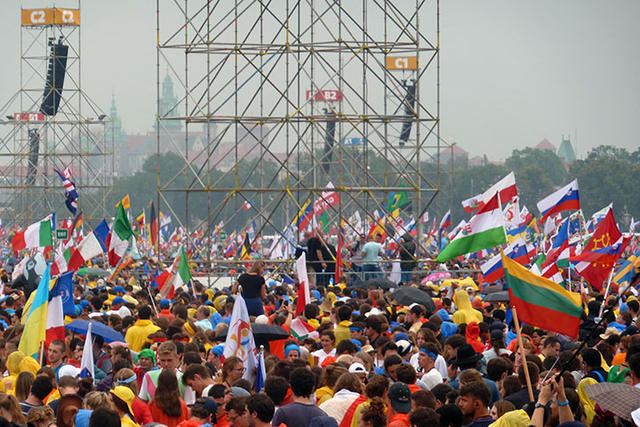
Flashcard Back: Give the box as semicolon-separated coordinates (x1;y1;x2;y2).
66;220;110;271
116;194;131;210
255;349;266;392
51;243;73;276
173;246;192;290
241;200;253;211
18;264;51;358
586;204;613;233
481;254;504;283
552;219;570;249
107;204;133;267
584;208;621;253
437;194;507;262
387;191;408;213
54;168;79;215
295;252;310;317
570;236;631;289
461;171;518;213
503;254;582;338
293;200;314;232
223;294;258;382
290;318;317;340
630;217;638;234
540;262;564;284
79;323;95;379
11;218;53;254
613;251;640;288
439;210;451;230
154;264;176;299
46;275;66;346
480;237;530;283
135;211;145;226
149;202;158;250
537;179;580;223
72;212;83;233
240;233;251;259
505;237;531;266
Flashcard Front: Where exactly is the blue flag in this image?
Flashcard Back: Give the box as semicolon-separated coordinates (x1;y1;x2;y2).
51;272;76;316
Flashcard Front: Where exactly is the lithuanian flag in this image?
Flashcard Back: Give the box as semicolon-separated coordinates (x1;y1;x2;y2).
502;253;583;338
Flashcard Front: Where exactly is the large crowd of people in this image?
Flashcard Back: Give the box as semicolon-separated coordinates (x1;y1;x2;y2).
0;235;638;427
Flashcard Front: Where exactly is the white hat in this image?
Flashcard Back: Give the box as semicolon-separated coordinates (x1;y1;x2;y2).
396;340;412;357
365;307;384;317
58;364;81;378
348;362;368;375
255;314;269;325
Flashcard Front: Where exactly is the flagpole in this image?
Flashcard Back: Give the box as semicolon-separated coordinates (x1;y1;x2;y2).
512;307;534;403
598;269;616;318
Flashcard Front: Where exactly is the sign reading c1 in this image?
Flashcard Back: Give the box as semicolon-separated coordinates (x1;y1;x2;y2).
385;56;418;70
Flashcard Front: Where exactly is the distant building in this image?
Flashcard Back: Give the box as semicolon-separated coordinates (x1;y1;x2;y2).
557;136;576;164
157;72;182;132
534;138;556;152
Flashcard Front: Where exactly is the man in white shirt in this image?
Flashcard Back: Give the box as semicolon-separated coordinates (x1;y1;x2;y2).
416;343;443;390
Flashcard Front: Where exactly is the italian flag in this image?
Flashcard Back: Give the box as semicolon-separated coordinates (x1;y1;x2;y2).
51;243;74;276
437;193;507;262
11;218;53;254
107;204;133;267
172;246;192;289
291;318;317;340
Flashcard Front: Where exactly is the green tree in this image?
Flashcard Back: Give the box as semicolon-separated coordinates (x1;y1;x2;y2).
506;147;567;187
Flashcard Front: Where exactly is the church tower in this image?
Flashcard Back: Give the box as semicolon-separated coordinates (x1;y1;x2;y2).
157;72;182;131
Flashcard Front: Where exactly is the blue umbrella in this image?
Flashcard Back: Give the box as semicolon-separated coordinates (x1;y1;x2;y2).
65;319;124;343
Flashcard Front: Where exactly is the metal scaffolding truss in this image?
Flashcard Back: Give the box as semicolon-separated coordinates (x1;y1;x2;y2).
0;4;112;226
156;0;448;262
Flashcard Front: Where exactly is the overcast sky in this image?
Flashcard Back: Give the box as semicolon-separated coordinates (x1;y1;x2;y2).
1;1;638;160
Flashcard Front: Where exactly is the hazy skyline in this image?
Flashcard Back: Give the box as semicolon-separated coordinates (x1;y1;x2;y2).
1;1;638;160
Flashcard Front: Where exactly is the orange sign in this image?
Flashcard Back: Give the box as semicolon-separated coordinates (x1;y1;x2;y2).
385;56;418;70
21;8;80;26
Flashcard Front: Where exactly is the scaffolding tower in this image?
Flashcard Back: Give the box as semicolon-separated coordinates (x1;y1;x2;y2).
0;4;112;227
156;0;448;262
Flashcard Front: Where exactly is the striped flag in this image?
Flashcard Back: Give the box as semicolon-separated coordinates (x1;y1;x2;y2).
79;323;95;379
55;167;79;215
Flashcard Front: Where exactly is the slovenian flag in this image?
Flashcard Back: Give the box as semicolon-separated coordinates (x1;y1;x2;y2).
537;179;580;224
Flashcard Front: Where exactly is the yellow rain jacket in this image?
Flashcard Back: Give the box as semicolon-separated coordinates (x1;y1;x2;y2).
451;290;483;325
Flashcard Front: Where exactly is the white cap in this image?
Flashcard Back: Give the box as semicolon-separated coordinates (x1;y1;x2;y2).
365;307;384;317
255;314;269;325
349;362;368;375
58;364;81;378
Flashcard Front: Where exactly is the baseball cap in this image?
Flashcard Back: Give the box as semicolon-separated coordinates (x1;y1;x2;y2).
113;286;126;294
159;299;171;309
388;382;411;414
211;345;224;357
193;397;217;415
396;340;412;357
112;297;126;306
230;387;251;397
348;362;368;375
394;332;410;342
490;329;504;341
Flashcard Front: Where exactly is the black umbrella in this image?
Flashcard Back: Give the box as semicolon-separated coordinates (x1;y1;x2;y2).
216;323;290;348
482;284;504;295
366;277;397;289
391;286;436;313
483;291;510;302
350;279;368;289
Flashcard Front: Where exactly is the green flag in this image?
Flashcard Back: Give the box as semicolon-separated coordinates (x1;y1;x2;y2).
387;191;408;213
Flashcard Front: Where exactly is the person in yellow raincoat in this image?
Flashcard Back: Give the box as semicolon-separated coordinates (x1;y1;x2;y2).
451;289;483;325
